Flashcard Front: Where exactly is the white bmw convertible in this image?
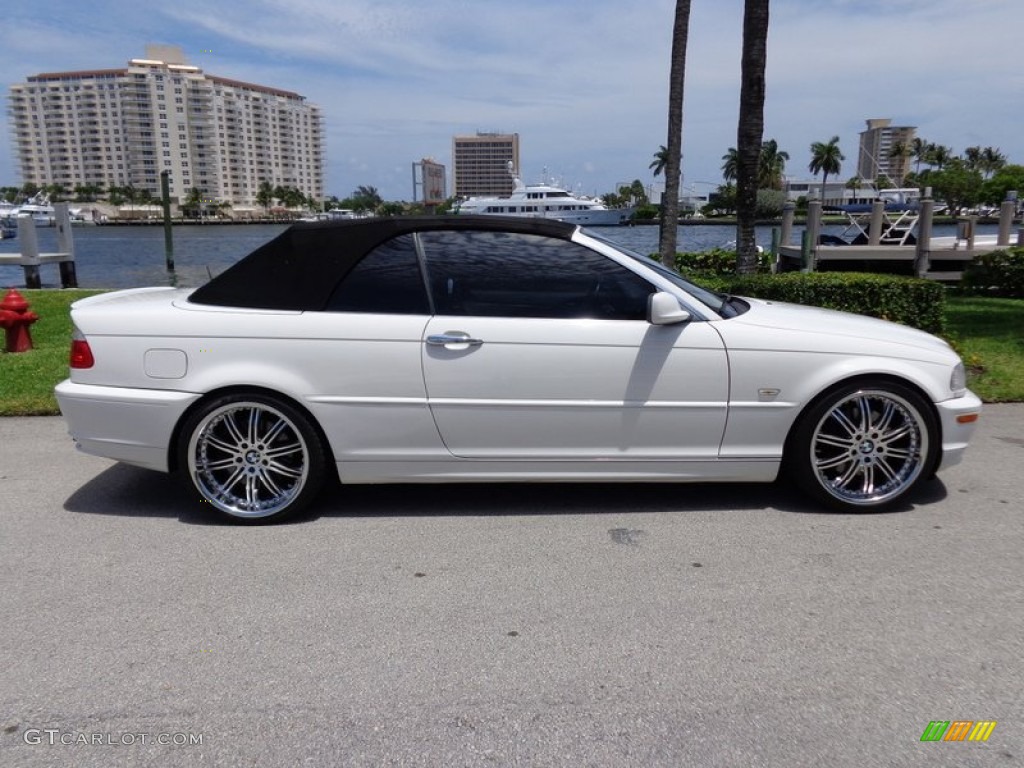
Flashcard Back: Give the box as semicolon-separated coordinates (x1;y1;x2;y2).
55;216;981;522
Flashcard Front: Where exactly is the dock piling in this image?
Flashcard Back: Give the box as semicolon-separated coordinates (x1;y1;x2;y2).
17;218;41;289
915;196;934;278
868;201;885;246
161;170;174;272
998;197;1015;246
55;203;78;288
805;201;822;271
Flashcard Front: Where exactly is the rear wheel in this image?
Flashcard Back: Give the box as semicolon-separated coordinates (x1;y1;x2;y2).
789;381;938;511
179;393;327;523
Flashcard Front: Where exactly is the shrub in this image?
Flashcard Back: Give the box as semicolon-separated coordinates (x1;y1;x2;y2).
633;203;659;221
694;271;946;334
756;189;787;218
675;248;772;277
961;247;1024;298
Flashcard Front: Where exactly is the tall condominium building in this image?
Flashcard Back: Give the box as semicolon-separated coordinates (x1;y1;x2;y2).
452;132;520;197
857;118;916;185
8;45;323;207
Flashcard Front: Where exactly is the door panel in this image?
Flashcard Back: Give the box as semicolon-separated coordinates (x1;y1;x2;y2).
421;315;728;459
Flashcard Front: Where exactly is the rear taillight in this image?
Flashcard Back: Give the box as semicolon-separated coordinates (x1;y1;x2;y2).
70;327;94;369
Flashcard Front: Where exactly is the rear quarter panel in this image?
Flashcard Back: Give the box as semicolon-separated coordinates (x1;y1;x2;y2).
71;295;447;463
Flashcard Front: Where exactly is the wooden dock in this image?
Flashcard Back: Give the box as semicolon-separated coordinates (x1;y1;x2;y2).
776;198;1021;281
0;203;78;288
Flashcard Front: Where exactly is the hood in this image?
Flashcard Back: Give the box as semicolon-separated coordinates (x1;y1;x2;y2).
721;297;955;360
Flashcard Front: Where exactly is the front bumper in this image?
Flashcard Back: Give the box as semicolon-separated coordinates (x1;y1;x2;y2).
55;380;201;472
935;390;983;472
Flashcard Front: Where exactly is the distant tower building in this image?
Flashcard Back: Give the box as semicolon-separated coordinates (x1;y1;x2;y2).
8;45;323;207
412;158;447;206
858;118;916;185
452;131;520;197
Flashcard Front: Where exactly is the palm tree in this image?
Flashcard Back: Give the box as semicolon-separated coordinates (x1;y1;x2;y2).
106;185;124;206
649;145;669;177
735;0;770;274
618;179;648;207
758;139;788;190
122;183;138;214
930;144;953;170
350;185;383;214
354;185;382;209
980;146;1006;178
45;183;67;202
282;186;305;209
720;147;739;183
658;0;692;267
963;145;982;172
808;136;844;203
256;180;275;212
888;140;911;186
911;137;929;175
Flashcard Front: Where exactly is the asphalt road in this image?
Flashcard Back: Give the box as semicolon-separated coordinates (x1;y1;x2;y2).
1;409;1021;767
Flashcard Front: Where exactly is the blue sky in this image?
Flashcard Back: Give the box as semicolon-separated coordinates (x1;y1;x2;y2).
2;0;1021;201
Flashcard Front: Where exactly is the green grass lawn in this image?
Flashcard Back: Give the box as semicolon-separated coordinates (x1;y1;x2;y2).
1;289;1021;417
944;295;1024;402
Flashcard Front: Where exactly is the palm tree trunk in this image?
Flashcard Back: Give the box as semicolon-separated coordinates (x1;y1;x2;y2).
658;0;692;267
735;0;770;274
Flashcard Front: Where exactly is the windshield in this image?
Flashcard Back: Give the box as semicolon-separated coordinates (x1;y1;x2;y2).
582;229;737;314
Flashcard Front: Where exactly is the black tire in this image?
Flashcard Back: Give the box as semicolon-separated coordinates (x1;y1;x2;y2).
788;380;939;511
178;393;328;523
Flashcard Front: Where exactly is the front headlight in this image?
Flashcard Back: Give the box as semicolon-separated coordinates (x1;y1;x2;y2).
950;361;967;396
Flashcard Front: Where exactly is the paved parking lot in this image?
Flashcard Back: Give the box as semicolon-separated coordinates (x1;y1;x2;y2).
1;409;1022;767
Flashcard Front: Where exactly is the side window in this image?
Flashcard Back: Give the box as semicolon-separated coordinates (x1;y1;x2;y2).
419;230;653;320
326;234;430;314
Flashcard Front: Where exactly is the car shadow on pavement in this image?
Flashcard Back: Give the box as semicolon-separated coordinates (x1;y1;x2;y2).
63;463;223;526
63;462;949;524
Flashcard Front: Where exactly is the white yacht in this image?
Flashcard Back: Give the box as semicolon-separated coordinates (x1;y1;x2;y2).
14;192;56;225
455;164;635;226
298;208;361;223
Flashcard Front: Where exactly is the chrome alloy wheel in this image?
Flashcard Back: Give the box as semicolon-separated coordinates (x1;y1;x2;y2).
187;400;311;519
809;389;929;507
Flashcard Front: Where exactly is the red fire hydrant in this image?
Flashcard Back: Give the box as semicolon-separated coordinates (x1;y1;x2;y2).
0;289;39;353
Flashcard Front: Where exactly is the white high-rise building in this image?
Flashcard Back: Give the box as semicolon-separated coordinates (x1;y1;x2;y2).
8;45;323;207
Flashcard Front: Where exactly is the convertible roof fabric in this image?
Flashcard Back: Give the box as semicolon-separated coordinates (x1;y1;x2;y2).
188;215;577;310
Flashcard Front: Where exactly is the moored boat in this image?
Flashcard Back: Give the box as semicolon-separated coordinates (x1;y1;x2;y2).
298;208;362;223
13;192;56;226
455;164;634;226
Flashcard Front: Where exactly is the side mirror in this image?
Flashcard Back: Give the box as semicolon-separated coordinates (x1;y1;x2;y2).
648;291;692;325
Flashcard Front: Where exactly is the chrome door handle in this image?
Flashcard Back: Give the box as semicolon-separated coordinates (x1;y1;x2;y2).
426;332;483;347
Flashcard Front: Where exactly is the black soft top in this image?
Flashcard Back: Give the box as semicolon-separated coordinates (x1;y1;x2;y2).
188;215;578;310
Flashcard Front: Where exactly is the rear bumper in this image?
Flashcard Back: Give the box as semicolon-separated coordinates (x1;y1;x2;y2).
54;380;201;472
935;391;983;472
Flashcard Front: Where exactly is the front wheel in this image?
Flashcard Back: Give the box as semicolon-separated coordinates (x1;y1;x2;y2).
789;381;939;511
179;393;327;523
